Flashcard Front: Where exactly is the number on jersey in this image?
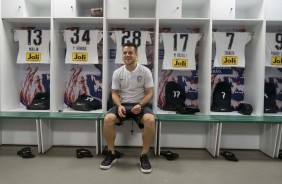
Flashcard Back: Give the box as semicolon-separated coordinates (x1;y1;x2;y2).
173;33;188;51
226;33;234;50
121;31;141;47
70;29;90;44
275;33;282;50
28;30;42;46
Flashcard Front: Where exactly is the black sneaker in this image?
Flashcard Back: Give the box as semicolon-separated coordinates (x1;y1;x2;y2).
100;150;117;170
140;154;152;173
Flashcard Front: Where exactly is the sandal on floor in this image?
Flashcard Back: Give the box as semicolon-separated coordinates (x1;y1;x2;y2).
76;149;93;158
17;147;31;156
220;151;239;162
160;151;179;160
278;153;282;160
21;152;35;158
17;147;35;158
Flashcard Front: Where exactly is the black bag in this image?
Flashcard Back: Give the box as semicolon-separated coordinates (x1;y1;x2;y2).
264;82;278;113
70;94;102;111
238;103;253;115
163;81;186;111
177;107;200;114
27;92;50;110
211;82;232;112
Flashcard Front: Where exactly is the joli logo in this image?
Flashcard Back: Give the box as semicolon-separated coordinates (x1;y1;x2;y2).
72;52;88;62
271;56;282;65
222;56;238;65
172;58;188;68
26;52;41;62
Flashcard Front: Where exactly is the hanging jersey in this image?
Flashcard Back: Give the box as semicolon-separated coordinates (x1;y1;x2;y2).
64;29;103;64
265;33;282;67
160;33;202;70
213;32;251;67
110;30;151;65
14;30;50;64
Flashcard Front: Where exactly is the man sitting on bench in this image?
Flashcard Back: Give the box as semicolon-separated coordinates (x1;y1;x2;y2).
100;42;155;174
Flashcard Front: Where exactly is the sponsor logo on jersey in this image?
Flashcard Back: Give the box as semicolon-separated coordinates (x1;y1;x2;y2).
26;52;41;62
222;56;238;65
72;52;88;62
172;58;188;68
271;56;282;65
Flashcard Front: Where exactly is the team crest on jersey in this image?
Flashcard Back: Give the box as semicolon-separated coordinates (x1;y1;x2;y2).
271;56;282;65
137;76;142;82
222;56;238;65
172;58;188;68
72;52;88;62
26;52;41;62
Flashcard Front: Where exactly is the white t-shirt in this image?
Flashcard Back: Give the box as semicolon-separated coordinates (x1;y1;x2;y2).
14;30;50;64
112;63;154;103
213;32;251;67
160;33;202;70
265;33;282;67
64;29;103;64
110;30;152;65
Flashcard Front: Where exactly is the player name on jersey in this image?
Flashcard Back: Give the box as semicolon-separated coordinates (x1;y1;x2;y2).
14;30;50;64
110;30;152;65
266;33;282;68
160;33;202;70
64;29;102;64
213;32;251;68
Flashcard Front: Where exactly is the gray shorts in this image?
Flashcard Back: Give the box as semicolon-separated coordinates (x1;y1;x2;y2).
107;103;153;129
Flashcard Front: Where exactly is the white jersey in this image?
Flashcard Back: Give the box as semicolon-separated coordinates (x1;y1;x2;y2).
160;33;202;70
213;32;251;67
265;33;282;67
14;30;50;64
110;30;151;65
64;29;103;64
112;63;154;103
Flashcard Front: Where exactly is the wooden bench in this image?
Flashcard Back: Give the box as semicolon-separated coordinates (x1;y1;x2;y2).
156;114;219;157
156;113;282;158
0;111;47;153
1;112;281;157
38;112;103;154
213;115;282;158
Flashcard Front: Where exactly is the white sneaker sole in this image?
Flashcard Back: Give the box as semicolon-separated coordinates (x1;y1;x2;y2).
140;164;152;173
100;159;117;170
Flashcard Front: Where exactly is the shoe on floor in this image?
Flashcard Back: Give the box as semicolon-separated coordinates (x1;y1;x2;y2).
100;150;117;170
76;149;93;158
140;154;152;174
17;147;35;158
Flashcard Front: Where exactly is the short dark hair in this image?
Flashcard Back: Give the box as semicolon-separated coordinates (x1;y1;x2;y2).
122;42;138;51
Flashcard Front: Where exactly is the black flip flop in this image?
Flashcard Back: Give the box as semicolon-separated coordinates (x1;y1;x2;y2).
17;147;31;156
220;151;239;162
160;151;179;160
76;149;93;158
278;153;282;160
21;152;35;158
17;147;35;158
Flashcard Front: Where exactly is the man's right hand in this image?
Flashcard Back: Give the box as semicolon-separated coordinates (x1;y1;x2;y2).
118;105;126;118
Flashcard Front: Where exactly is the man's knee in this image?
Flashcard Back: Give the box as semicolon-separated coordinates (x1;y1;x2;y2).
141;114;155;128
104;113;118;127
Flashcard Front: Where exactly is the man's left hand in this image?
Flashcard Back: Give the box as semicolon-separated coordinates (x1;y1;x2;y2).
131;104;142;114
